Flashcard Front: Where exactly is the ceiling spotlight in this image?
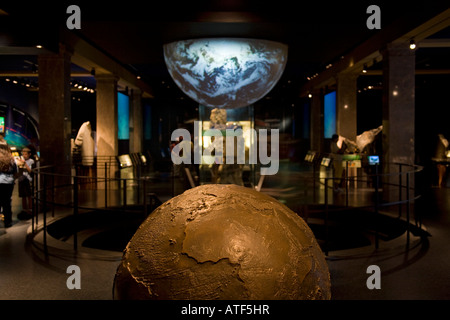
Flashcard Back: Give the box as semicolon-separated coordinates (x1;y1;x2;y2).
409;39;416;50
35;45;43;49
362;64;368;73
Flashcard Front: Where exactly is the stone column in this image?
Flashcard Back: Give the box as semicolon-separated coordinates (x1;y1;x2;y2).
310;89;323;153
336;73;358;142
96;74;119;189
129;89;143;154
382;43;415;166
382;42;415;202
38;43;72;197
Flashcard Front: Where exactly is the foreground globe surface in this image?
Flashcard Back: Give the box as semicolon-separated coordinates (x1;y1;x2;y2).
113;184;331;300
163;38;288;109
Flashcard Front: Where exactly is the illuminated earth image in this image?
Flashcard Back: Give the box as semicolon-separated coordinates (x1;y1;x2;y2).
164;38;288;109
113;184;331;300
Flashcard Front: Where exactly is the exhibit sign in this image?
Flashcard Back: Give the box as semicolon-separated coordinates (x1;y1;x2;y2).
321;157;331;167
368;155;380;165
344;160;362;168
305;151;316;162
117;154;133;168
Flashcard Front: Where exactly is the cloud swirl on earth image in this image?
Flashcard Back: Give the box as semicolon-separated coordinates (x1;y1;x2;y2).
164;38;288;109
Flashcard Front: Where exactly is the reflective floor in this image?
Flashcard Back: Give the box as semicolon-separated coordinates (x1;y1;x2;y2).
1;170;449;300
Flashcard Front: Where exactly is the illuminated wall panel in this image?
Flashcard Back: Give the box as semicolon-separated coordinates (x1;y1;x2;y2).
118;92;129;140
324;91;336;139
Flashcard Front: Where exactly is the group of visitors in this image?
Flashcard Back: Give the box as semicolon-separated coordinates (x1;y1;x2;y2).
0;132;35;228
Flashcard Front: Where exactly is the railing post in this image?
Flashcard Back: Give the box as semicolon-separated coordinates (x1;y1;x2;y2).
137;163;141;204
345;160;349;207
143;178;148;217
35;166;39;227
406;172;410;247
324;177;329;256
374;164;379;250
51;166;55;218
31;169;35;233
398;164;402;218
313;162;316;203
43;173;48;256
104;162;108;208
123;179;127;206
73;176;78;251
414;167;422;229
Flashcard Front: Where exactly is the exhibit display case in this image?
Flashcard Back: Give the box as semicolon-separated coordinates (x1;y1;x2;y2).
197;104;257;187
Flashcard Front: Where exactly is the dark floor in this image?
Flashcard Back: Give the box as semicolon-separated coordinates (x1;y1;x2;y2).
327;186;450;300
1;167;449;301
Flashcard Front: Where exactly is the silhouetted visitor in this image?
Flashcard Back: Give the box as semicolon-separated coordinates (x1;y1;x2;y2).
330;134;347;192
0;142;17;228
434;134;449;188
17;147;35;219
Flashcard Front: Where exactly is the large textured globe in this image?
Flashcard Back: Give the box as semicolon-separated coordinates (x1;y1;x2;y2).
164;38;288;109
113;184;331;300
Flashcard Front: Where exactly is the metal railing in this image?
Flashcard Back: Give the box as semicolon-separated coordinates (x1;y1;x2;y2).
30;156;161;256
310;161;425;256
29;155;425;258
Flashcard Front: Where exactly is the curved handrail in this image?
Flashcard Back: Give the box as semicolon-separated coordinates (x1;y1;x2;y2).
29;159;425;257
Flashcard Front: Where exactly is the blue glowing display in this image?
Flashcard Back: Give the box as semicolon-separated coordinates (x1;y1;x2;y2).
118;92;129;140
324;91;336;139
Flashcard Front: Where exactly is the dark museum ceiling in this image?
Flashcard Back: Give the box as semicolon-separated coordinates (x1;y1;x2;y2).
0;0;449;103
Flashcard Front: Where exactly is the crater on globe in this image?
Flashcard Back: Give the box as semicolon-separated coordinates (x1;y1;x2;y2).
113;184;331;300
163;38;288;109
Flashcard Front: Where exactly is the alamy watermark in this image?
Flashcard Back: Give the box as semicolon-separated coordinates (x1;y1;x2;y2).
66;5;381;31
171;122;279;175
366;265;381;289
66;265;81;290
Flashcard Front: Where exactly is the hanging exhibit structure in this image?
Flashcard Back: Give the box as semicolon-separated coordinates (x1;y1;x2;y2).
165;38;287;186
163;38;288;109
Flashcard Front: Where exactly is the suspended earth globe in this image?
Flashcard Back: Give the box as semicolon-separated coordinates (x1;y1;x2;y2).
113;184;331;300
163;38;288;109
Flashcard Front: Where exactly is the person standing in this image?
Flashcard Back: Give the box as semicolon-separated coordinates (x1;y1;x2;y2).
17;147;35;218
434;134;449;188
330;134;347;192
0;144;17;228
